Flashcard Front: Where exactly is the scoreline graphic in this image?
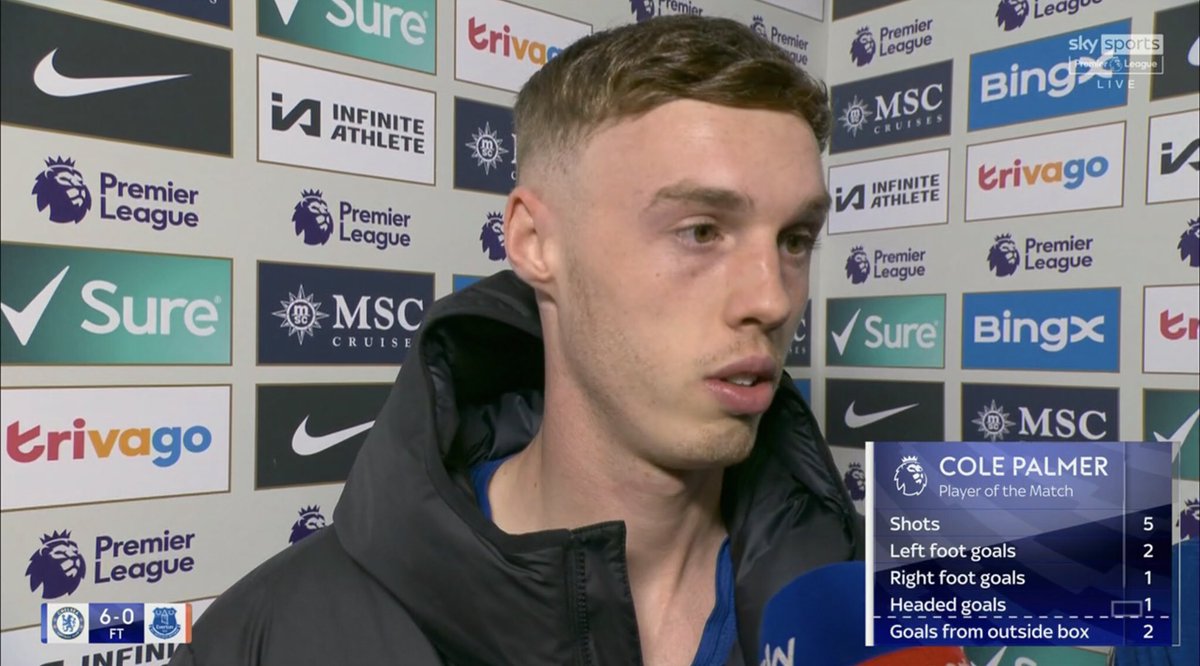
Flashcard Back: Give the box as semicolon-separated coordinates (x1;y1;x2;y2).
41;603;192;644
866;441;1179;647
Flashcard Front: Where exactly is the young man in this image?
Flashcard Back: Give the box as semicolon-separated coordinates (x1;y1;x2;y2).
173;15;861;666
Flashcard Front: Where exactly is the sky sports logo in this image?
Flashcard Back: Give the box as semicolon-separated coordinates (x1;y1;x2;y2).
1;386;230;511
0;244;231;365
257;0;435;73
962;288;1119;371
455;0;591;92
969;20;1131;131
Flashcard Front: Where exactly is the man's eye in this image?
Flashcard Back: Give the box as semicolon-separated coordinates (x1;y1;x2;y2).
684;224;720;244
781;231;815;255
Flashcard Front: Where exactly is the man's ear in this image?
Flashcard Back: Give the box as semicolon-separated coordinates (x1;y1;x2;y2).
505;185;557;290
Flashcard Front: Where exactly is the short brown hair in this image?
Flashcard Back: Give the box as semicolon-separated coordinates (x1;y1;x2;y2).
513;15;830;183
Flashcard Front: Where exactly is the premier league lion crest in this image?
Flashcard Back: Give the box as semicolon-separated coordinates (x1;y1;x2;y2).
750;16;767;38
893;456;927;497
987;234;1020;277
480;211;506;261
32;156;91;224
850;27;876;67
26;530;86;600
844;462;866;501
995;0;1029;31
289;505;328;545
1179;218;1199;268
845;246;870;284
1181;498;1200;541
629;0;655;22
148;606;181;640
293;189;334;246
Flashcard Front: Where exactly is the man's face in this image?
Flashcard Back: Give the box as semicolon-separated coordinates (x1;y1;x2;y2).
544;100;827;470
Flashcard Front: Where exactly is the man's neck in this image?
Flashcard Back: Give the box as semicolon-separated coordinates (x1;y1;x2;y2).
485;401;729;665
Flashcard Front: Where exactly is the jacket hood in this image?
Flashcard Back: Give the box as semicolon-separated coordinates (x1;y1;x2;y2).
333;270;861;666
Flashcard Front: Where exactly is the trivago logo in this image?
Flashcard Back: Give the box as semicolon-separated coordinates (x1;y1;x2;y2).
962;288;1120;371
258;0;436;73
969;19;1130;131
1143;285;1199;374
1;386;231;511
0;243;231;365
32;155;203;231
826;294;944;368
455;0;591;93
966;122;1124;222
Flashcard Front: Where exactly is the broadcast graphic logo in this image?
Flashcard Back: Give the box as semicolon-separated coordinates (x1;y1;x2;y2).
50;606;85;641
257;0;436;73
273;285;329;345
148;606;181;640
293;190;333;246
481;211;506;261
289;505;327;545
844;463;866;501
985;232;1096;277
987;235;1020;277
32;157;90;224
26;530;86;600
830;60;952;154
968;20;1130;131
962;288;1119;371
1181;219;1199;268
893;456;927;497
963;384;1117;442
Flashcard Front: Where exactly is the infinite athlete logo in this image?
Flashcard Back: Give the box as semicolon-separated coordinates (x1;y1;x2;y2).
893;455;927;497
845;246;870;284
26;530;86;599
850;27;876;66
32;156;91;224
844;462;866;501
480;211;506;261
995;0;1029;31
987;234;1021;277
1180;218;1200;268
1182;498;1199;541
289;505;327;545
292;189;333;246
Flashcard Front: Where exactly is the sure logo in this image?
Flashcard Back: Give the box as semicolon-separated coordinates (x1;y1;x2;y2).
258;0;436;73
827;295;944;369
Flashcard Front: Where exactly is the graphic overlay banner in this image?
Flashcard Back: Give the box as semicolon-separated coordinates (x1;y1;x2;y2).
867;441;1178;648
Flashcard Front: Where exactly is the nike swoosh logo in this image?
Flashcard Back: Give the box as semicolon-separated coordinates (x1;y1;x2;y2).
1189;37;1199;67
291;416;374;456
831;309;861;356
33;49;189;98
844;401;918;429
1154;408;1199;444
1;266;69;346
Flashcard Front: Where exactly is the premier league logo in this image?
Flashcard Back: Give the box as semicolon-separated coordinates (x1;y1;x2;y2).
32;157;91;224
292;190;333;246
148;606;181;640
480;211;506;261
973;400;1016;442
995;0;1029;31
1181;498;1199;541
987;234;1021;277
844;462;866;501
750;16;767;38
850;27;876;67
26;531;86;600
893;456;927;497
273;285;329;346
845;246;870;284
1180;218;1199;268
629;0;655;22
289;505;328;545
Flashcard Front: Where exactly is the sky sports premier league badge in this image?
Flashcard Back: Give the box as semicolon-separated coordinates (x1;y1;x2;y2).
866;441;1181;649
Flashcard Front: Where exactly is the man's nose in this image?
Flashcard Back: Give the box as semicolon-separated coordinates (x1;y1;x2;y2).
725;242;796;332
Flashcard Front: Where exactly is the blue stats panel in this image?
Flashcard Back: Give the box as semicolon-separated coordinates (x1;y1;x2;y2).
870;441;1174;647
961;288;1120;372
969;20;1131;131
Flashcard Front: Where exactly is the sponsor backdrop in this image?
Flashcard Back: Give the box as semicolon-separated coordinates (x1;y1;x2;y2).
0;2;1195;664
